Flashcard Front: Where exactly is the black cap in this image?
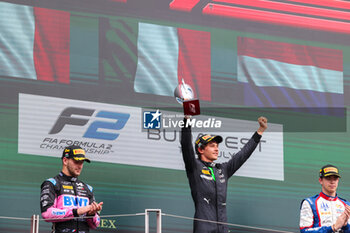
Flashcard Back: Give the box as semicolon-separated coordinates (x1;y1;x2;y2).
195;134;223;154
62;145;91;163
319;164;340;178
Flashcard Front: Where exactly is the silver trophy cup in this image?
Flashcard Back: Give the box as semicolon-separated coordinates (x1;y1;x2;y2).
174;79;200;115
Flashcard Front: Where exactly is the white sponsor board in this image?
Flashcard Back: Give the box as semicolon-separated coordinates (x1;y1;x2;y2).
18;94;284;180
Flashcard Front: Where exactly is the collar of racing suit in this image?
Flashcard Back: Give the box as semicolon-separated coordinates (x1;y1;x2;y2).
319;192;338;201
59;171;78;182
200;160;222;169
200;160;216;168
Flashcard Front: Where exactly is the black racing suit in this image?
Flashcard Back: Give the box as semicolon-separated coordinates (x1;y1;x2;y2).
40;172;100;233
181;120;261;233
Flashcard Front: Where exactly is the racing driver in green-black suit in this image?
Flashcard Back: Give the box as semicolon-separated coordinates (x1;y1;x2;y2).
181;116;268;233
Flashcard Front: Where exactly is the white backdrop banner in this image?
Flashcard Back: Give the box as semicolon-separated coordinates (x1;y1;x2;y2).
18;93;284;180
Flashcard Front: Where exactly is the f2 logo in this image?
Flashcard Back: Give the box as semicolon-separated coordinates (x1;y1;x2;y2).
49;107;130;140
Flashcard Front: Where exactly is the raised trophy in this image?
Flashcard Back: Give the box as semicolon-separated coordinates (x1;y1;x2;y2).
174;79;200;115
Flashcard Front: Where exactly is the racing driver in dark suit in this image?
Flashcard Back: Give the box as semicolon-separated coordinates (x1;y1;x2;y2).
181;116;267;233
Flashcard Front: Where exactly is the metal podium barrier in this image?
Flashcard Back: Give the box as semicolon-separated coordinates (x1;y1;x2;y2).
31;214;40;233
0;210;297;233
145;209;162;233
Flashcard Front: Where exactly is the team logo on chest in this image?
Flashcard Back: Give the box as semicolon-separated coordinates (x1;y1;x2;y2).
200;167;213;181
63;195;89;207
335;203;344;214
320;202;329;211
62;185;74;194
319;201;331;216
217;169;225;183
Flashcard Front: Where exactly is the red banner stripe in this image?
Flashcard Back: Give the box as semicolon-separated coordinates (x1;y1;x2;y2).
203;4;350;35
177;28;211;101
285;0;350;10
213;0;350;21
34;8;70;83
169;0;201;11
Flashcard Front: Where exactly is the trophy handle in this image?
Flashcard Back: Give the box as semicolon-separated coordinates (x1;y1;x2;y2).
183;99;200;116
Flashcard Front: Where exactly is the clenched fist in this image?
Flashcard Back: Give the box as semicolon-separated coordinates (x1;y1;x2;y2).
257;116;268;135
